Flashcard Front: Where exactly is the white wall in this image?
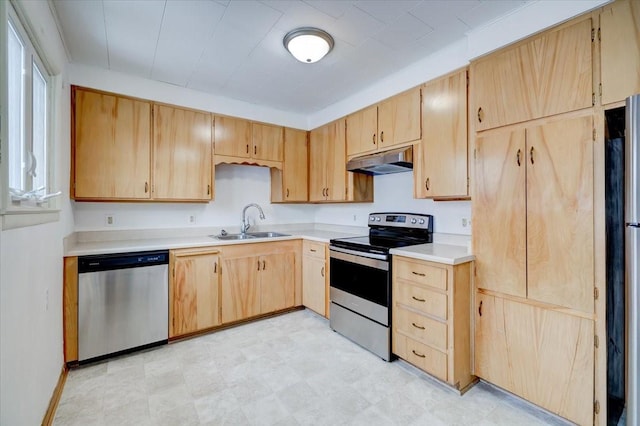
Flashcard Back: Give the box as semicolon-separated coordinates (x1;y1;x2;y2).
0;2;74;425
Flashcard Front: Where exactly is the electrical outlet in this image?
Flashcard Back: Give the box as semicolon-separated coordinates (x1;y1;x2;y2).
105;214;115;226
462;218;469;228
353;214;357;222
188;215;196;224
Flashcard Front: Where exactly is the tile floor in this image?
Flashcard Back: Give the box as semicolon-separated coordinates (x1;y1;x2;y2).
53;309;570;426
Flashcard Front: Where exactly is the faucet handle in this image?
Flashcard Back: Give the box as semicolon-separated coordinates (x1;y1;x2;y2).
220;229;228;236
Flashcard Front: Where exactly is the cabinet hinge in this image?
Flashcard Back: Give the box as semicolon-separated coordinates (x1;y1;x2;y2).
598;27;601;42
593;128;597;142
599;83;602;99
594;286;599;300
595;334;599;348
594;400;600;415
592;92;596;106
591;28;595;42
474;148;477;160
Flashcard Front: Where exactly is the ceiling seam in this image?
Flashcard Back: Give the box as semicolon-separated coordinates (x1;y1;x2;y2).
150;0;168;80
185;3;228;88
101;0;110;69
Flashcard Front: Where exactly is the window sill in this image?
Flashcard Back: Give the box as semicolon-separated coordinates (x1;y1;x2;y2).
2;209;60;230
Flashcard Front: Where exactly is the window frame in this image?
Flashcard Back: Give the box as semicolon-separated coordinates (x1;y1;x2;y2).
1;0;60;229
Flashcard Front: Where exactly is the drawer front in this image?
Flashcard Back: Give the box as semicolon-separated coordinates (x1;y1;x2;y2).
394;282;447;320
395;307;447;351
394;258;447;291
303;240;326;259
394;334;447;382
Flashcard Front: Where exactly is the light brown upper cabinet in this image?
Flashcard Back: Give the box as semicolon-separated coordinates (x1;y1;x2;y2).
471;18;593;131
346;87;421;157
473;113;594;313
72;86;152;200
271;128;308;203
153;104;213;201
414;69;469;199
214;115;284;166
309;119;373;203
599;0;640;105
169;248;220;338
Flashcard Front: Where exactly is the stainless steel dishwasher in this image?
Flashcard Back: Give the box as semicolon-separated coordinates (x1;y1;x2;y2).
78;250;169;362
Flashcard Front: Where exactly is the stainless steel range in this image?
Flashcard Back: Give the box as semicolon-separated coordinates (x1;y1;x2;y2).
329;212;433;361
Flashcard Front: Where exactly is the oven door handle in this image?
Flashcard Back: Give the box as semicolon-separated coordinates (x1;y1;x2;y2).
329;246;389;270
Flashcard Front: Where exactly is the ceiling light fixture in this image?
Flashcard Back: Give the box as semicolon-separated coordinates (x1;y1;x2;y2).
283;27;334;63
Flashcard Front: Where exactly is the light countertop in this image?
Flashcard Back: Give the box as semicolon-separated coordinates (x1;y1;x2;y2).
64;225;474;264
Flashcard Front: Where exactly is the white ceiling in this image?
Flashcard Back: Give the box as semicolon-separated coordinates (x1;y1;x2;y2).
51;0;531;114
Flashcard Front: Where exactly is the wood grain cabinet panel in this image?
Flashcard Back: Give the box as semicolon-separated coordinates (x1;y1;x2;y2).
214;116;284;164
72;87;152;200
471;18;592;131
259;252;295;314
415;69;468;199
302;241;328;317
600;0;640;105
475;293;594;426
153;104;213;201
271;128;308;203
170;249;220;338
213;115;252;158
252;123;283;162
346;105;378;157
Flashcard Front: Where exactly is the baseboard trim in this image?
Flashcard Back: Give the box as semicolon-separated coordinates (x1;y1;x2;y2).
41;366;67;426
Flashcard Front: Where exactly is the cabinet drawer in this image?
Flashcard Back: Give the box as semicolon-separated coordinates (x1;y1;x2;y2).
394;334;447;382
395;307;447;351
303;240;326;259
394;258;447;291
394;282;447;320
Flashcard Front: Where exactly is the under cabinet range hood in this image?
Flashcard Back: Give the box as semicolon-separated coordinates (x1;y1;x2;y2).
346;146;413;175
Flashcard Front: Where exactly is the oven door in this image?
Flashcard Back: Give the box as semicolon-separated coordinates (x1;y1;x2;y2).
329;246;390;326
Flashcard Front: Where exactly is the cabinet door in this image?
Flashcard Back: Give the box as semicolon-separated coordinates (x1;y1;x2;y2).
171;252;220;337
325;119;347;201
282;128;308;201
416;70;468;198
600;0;640;105
302;255;326;316
346;105;378;157
526;115;594;313
475;294;594;426
73;88;151;199
214;115;252;158
252;123;283;161
378;87;421;149
221;256;260;323
153;105;212;200
260;252;295;314
473;128;527;298
472;19;592;130
309;124;328;201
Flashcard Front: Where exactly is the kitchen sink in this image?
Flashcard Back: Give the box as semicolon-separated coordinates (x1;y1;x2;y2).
211;231;290;240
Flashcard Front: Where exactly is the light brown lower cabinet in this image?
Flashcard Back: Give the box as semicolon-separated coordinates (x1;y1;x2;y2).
392;256;474;392
302;240;328;317
220;241;300;324
169;248;221;338
474;292;594;425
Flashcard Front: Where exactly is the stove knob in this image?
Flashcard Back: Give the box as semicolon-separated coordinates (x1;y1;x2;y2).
411;218;417;224
376;217;381;222
419;219;425;225
370;216;376;221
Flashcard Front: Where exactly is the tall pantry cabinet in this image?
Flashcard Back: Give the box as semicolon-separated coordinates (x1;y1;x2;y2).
471;16;597;426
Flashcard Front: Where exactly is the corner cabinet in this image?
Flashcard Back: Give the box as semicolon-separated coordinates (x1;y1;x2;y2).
302;240;328;317
71;86;214;202
169;248;221;338
220;240;301;324
72;87;152;200
309;119;373;203
271;128;308;203
471;18;593;131
392;256;474;392
414;69;469;199
346;87;421;157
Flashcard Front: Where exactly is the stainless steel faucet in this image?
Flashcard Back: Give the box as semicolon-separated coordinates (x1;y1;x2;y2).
241;203;265;233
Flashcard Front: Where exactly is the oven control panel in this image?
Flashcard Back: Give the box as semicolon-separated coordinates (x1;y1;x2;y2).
368;212;433;230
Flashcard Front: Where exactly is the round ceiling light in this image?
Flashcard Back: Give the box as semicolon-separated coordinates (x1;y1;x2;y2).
283;27;334;63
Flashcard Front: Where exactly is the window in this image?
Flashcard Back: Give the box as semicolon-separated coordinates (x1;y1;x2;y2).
2;2;59;220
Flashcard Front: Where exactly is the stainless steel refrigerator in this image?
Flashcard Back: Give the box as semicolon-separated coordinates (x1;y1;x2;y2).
626;93;639;426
